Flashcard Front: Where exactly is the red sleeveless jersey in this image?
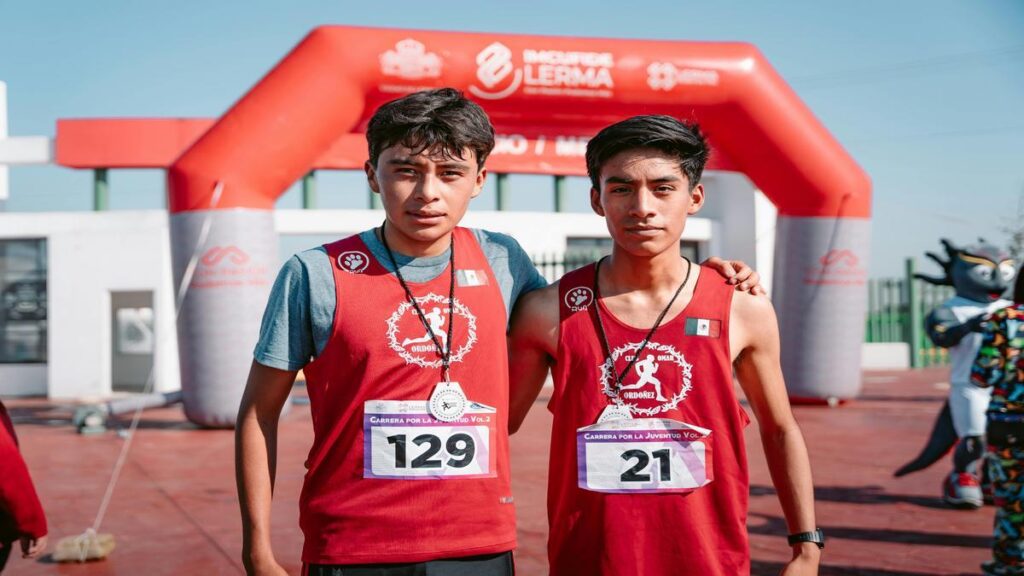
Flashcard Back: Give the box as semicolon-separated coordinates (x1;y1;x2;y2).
299;227;516;564
548;263;750;576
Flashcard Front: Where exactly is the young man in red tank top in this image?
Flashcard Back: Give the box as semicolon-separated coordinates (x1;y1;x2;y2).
508;115;821;575
235;90;764;576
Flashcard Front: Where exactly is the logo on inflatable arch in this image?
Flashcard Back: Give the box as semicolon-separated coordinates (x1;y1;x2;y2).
200;245;250;267
804;248;867;286
194;245;269;289
646;62;720;91
386;294;478;368
338;250;370;274
469;42;615;101
598;341;693;417
379;39;442;80
469;42;523;100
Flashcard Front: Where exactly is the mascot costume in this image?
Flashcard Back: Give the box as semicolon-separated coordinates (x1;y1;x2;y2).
894;239;1015;508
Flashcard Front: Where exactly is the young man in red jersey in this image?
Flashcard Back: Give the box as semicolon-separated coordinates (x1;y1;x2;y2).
236;90;763;576
508;115;820;575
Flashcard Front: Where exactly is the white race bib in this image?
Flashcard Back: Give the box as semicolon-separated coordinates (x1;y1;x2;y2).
364;399;497;480
577;418;712;493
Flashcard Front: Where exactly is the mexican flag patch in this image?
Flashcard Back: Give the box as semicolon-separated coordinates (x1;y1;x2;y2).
685;317;721;338
456;269;489;287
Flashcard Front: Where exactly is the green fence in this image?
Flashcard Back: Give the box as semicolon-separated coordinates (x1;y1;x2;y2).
532;253;956;369
865;259;954;367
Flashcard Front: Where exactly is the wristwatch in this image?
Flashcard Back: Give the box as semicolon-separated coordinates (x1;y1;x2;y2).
787;529;825;549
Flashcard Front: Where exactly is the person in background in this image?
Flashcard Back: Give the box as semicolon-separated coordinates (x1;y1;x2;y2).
972;265;1024;576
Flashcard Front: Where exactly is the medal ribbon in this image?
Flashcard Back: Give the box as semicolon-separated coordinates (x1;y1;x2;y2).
380;221;456;382
591;256;693;395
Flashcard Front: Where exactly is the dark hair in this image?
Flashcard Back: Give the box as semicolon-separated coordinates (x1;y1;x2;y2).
1015;263;1024;303
366;88;495;168
585;115;709;191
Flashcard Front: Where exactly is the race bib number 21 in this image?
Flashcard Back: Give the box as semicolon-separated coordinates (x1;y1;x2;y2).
577;418;713;494
364;400;497;480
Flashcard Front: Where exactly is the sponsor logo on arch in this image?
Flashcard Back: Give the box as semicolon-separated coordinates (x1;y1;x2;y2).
469;42;615;100
804;248;867;286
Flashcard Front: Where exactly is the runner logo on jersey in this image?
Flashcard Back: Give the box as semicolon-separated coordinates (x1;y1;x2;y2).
599;341;693;416
386;293;478;368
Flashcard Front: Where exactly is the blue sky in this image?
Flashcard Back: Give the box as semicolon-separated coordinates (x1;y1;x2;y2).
1;0;1022;277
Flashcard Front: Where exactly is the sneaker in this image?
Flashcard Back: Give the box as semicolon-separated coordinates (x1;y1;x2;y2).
942;471;984;509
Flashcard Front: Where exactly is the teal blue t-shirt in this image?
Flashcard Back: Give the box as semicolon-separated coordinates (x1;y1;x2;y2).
253;228;548;371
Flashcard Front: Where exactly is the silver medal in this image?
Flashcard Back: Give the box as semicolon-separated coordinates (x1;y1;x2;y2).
429;381;468;422
596;403;634;423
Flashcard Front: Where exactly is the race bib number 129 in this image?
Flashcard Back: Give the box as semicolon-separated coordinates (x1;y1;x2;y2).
577;418;713;493
364;400;497;480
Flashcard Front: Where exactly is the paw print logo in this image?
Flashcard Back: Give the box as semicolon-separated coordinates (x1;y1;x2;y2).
338;251;369;274
564;286;595;311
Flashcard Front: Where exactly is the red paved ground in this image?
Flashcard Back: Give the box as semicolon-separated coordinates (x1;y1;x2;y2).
2;368;992;575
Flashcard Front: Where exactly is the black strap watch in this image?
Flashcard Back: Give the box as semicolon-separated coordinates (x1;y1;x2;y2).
787;529;825;549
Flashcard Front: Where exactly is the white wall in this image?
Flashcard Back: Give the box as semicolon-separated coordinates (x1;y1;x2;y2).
0;365;46;396
862;343;911;370
0;211;180;400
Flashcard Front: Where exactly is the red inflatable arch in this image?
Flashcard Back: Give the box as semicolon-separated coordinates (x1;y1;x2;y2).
169;26;869;216
166;26;871;426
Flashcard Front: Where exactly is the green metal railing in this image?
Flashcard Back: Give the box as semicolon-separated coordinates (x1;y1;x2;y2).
864;258;954;367
865;276;907;344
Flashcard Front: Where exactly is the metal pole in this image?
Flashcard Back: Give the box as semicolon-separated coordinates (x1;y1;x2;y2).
866;279;876;343
94;168;109;211
495;173;509;211
906;257;923;368
554;175;567;212
302;170;316;209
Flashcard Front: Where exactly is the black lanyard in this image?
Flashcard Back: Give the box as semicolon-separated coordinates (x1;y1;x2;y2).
379;221;456;381
592;256;692;388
